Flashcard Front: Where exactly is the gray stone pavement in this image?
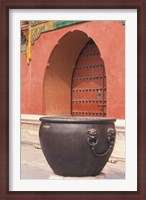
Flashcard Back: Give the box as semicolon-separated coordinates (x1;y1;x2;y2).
21;143;125;180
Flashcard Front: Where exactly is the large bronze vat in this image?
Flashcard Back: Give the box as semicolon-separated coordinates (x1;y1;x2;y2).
39;116;116;177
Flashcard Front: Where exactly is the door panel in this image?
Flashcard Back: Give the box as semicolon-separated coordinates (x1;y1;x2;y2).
72;39;106;117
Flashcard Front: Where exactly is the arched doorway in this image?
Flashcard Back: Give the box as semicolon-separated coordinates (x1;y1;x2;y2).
71;39;106;117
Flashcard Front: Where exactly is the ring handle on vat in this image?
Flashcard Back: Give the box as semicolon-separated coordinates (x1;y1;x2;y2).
87;128;116;157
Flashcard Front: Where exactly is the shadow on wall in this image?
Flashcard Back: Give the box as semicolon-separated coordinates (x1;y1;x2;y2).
43;30;90;115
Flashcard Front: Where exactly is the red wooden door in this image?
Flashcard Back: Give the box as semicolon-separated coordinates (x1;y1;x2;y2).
72;39;106;117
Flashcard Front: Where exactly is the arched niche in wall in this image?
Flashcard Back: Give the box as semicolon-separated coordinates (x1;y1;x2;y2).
43;30;89;115
43;30;106;116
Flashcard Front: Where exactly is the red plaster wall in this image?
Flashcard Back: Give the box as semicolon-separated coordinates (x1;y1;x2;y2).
21;21;125;119
21;54;30;113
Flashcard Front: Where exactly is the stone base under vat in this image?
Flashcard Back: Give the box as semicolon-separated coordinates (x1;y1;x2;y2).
48;171;106;179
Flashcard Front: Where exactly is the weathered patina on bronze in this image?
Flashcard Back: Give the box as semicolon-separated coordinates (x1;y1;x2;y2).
39;116;116;177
